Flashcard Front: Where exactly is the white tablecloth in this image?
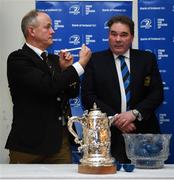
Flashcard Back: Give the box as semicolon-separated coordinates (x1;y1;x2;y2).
0;164;174;180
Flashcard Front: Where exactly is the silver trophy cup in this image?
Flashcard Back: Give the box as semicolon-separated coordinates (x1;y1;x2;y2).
68;103;116;174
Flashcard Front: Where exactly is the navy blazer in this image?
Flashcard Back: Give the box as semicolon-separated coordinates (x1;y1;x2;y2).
81;48;163;162
5;44;80;155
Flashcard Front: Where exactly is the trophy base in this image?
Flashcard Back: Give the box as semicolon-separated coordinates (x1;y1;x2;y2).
78;164;116;174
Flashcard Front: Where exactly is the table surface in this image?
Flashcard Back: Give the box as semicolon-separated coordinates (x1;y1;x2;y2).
0;164;174;180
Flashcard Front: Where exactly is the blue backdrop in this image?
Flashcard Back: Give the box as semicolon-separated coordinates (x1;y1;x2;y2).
138;0;174;164
36;0;173;164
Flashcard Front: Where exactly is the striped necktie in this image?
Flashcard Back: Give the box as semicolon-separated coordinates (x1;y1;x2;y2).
118;55;130;110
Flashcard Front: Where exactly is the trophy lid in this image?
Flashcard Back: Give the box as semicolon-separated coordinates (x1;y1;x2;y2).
88;103;106;117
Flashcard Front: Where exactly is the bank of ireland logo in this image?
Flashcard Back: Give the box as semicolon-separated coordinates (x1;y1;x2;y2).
69;5;80;15
69;35;80;45
140;18;152;29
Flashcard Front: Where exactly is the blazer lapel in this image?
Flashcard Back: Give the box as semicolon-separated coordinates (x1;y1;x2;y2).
22;44;51;73
130;49;140;106
130;49;140;84
106;49;120;85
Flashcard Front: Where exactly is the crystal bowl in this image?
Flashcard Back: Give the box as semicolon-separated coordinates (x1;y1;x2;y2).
123;134;172;169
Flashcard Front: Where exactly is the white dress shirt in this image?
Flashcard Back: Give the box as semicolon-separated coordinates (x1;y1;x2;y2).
113;50;130;112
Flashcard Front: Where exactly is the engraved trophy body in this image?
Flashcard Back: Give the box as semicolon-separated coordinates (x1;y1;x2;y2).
68;103;116;174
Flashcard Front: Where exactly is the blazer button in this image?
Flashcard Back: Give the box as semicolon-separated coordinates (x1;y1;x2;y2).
57;97;61;102
58;117;62;121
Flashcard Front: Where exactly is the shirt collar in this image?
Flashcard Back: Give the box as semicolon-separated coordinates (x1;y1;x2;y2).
113;49;130;60
26;42;44;57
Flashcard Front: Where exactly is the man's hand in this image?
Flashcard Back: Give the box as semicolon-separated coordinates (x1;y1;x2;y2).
59;51;73;71
113;111;136;133
78;44;91;68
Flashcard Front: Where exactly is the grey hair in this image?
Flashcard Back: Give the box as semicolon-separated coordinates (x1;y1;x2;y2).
21;9;42;38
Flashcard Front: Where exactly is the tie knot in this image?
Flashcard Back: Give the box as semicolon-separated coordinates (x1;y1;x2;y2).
41;51;48;60
118;55;125;61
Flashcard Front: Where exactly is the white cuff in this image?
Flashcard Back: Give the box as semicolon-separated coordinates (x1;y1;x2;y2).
72;62;84;76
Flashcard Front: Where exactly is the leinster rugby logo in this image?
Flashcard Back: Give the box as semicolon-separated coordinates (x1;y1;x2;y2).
69;5;80;15
69;35;80;45
140;18;152;29
70;97;81;107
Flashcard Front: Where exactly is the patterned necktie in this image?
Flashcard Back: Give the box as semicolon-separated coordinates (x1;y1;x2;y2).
41;51;48;62
41;51;52;69
118;55;130;110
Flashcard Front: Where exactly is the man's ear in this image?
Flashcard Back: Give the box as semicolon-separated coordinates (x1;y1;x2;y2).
27;26;35;37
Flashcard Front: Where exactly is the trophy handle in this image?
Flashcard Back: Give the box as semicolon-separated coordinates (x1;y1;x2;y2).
108;116;114;126
68;116;84;147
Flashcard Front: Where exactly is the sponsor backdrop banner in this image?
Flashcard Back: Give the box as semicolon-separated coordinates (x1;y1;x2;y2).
138;0;174;163
36;0;132;117
36;0;132;163
36;0;174;163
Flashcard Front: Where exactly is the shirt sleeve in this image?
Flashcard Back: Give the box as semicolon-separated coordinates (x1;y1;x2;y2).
72;62;84;76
